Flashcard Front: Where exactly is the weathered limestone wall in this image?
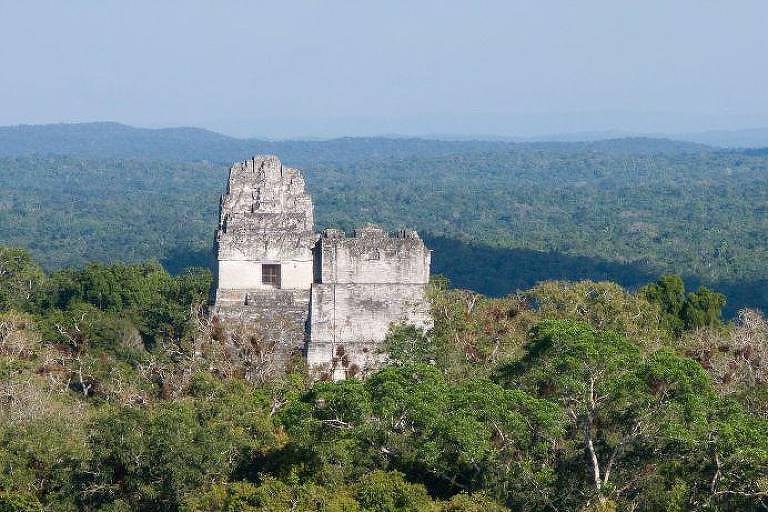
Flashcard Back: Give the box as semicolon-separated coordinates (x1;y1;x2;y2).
215;289;311;370
215;154;316;302
317;226;430;285
212;155;315;363
308;283;431;377
307;226;432;378
211;155;433;379
217;260;313;292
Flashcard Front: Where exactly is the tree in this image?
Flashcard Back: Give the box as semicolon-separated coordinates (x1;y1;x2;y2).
38;262;210;344
0;492;42;512
424;283;537;380
0;398;89;511
0;247;44;312
496;319;715;508
280;364;560;509
699;398;768;509
682;286;726;331
353;471;435;512
439;492;508;512
82;381;277;511
180;478;361;512
682;308;768;396
642;275;726;333
641;274;686;333
528;280;669;348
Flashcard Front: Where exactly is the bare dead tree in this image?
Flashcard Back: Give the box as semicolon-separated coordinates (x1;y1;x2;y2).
684;308;768;394
53;313;99;398
0;312;38;360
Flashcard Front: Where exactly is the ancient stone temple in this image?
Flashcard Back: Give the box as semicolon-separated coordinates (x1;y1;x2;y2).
212;155;431;378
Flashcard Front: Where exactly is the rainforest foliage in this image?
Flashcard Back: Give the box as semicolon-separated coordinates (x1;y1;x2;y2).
2;143;768;315
2;131;768;509
1;246;766;511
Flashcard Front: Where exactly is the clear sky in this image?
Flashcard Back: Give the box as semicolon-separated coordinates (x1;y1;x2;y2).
1;1;766;138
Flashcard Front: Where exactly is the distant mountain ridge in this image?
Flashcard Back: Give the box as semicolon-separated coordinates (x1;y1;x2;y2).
676;127;768;148
0;122;714;164
520;128;768;148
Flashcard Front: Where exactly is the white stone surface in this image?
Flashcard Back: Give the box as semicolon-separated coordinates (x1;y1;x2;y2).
317;228;431;285
214;155;315;295
217;259;313;292
211;155;432;379
307;282;431;373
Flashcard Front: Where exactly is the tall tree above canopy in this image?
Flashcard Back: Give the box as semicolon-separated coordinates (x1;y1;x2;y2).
642;275;726;333
495;320;715;508
0;247;44;312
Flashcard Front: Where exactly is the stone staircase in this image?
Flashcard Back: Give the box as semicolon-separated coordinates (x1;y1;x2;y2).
213;289;310;364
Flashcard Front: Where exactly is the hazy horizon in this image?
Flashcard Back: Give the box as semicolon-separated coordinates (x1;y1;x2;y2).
1;1;766;138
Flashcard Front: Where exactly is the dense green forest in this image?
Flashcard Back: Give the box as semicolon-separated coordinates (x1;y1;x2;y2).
0;246;766;511
2;142;768;315
2;126;768;510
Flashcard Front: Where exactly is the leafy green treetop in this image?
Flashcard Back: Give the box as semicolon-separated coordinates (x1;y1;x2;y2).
496;319;715;508
642;275;726;333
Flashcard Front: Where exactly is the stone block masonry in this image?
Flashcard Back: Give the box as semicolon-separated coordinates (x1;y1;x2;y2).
211;155;431;379
308;226;431;378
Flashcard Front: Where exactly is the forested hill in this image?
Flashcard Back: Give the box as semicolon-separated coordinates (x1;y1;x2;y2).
3;141;768;316
0;122;711;163
1;134;767;512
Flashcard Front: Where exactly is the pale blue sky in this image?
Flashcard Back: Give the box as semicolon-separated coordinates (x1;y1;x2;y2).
1;1;766;137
